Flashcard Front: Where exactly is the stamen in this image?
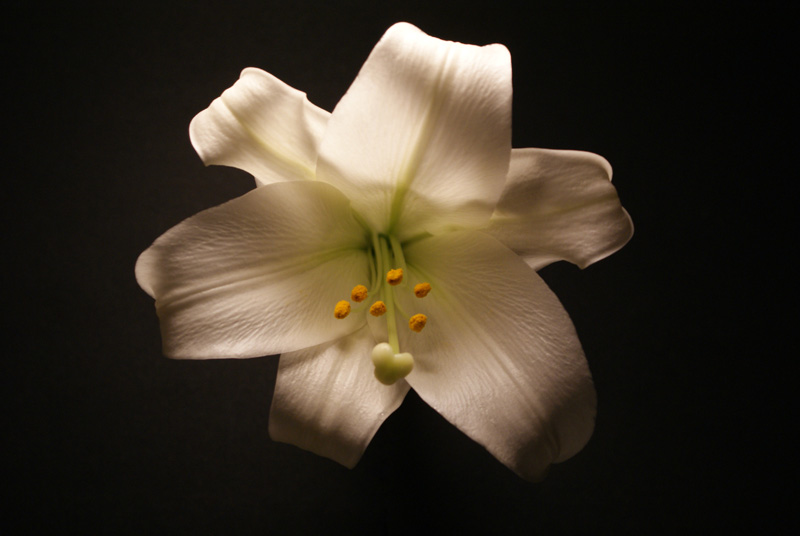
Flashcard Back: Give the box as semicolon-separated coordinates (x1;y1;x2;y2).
364;236;430;384
378;238;400;353
414;282;431;298
351;285;368;302
409;314;427;332
370;232;383;294
386;268;403;286
333;300;351;319
389;235;407;273
369;301;387;316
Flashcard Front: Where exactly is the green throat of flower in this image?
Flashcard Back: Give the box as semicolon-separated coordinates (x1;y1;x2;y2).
333;233;430;385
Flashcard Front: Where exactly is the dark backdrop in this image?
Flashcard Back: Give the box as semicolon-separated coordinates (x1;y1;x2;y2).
6;1;792;533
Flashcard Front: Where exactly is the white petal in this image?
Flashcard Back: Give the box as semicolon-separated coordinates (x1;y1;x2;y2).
316;22;512;240
189;68;329;186
400;231;596;481
487;148;633;270
269;326;409;468
135;181;369;359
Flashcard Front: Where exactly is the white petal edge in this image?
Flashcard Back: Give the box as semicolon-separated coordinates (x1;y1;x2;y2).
486;148;633;270
316;22;512;241
400;231;596;481
189;68;330;186
135;181;369;359
269;325;410;468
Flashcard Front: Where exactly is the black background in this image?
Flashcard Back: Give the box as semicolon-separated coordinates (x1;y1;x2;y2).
6;1;793;533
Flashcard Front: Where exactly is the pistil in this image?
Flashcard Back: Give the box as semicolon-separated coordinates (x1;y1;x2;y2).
331;233;432;385
379;236;401;353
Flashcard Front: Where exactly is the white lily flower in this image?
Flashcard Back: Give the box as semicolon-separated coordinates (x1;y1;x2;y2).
135;23;632;481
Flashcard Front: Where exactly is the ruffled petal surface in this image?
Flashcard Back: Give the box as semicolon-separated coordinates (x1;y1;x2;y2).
316;22;512;240
400;231;596;481
269;326;410;468
189;68;330;186
135;181;369;359
486;148;633;270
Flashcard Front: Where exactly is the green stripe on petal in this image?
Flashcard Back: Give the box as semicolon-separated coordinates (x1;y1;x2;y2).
190;68;329;186
400;231;596;481
487;148;634;270
316;23;512;241
136;181;370;359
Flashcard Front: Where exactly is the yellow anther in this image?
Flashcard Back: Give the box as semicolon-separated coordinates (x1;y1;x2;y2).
409;313;427;332
351;285;368;302
369;301;387;317
334;300;351;319
414;282;431;298
386;268;403;286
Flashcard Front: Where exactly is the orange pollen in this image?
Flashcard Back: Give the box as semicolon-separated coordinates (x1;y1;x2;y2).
386;268;404;286
351;285;368;302
334;300;351;319
409;314;427;332
414;282;431;298
369;301;387;317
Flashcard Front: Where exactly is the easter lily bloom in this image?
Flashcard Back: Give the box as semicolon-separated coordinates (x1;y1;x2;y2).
135;23;632;480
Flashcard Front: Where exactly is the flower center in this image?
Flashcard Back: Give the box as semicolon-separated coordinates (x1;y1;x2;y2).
332;234;431;385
